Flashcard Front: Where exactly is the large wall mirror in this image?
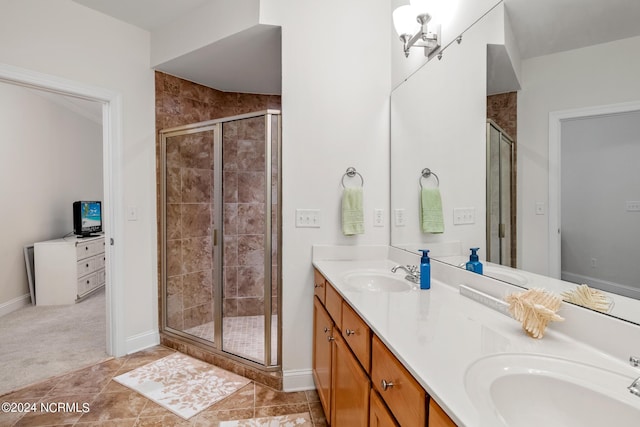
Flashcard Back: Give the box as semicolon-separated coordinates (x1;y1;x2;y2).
390;0;640;325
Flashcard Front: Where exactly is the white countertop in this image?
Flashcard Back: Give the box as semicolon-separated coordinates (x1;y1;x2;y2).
312;249;640;427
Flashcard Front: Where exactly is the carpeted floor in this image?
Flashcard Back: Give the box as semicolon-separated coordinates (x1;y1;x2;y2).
0;288;108;395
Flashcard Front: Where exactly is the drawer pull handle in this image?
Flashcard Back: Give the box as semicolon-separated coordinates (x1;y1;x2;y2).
323;327;329;333
345;328;356;337
86;263;89;268
86;280;90;284
381;379;394;391
314;283;323;288
85;247;89;251
327;336;335;342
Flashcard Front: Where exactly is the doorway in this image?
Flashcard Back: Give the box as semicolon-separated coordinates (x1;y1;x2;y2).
0;63;125;357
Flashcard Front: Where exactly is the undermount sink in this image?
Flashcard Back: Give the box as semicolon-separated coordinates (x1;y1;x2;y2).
342;270;416;292
464;353;640;427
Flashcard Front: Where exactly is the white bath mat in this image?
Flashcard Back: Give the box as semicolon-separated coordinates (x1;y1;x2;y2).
220;412;312;427
114;352;250;420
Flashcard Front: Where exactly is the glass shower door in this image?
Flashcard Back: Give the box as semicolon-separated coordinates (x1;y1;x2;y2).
162;124;220;346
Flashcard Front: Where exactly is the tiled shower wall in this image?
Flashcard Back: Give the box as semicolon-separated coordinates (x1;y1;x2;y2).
487;92;517;266
156;71;281;329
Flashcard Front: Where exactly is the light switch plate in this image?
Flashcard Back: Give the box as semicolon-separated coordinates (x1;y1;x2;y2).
394;208;406;226
295;209;320;228
374;209;384;227
453;207;475;225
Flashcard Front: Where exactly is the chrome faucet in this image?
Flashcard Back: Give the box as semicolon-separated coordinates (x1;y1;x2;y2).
391;265;420;284
628;356;640;397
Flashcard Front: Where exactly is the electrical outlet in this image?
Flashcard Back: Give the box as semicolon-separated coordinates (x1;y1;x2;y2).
374;209;384;227
127;206;138;221
626;201;640;212
394;208;406;226
295;209;320;228
453;208;475;225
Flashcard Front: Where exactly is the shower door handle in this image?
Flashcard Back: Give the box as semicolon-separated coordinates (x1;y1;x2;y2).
213;229;218;246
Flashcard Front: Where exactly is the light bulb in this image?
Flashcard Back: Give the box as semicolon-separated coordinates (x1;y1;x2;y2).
392;5;420;38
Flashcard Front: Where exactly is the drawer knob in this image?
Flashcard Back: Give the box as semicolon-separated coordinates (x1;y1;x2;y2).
86;280;90;284
345;328;356;337
314;283;323;288
327;336;335;342
323;327;329;333
86;263;89;268
381;379;394;391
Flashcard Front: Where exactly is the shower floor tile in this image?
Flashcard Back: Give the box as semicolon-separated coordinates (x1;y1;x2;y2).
185;315;278;364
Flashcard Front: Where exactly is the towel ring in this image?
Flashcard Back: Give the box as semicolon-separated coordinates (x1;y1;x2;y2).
419;168;440;189
341;167;364;188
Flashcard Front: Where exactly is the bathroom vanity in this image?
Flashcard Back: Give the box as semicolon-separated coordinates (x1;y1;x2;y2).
312;245;640;426
313;268;455;426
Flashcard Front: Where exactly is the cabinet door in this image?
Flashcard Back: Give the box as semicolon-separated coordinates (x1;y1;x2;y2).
370;390;399;427
332;333;370;427
313;297;334;418
428;399;458;427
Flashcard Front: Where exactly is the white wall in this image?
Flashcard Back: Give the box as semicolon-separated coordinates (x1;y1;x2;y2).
0;0;157;352
561;112;640;293
518;35;640;275
260;0;391;387
0;83;102;310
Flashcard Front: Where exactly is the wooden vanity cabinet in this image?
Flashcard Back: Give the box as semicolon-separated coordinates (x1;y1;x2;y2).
312;269;458;427
331;332;370;427
314;269;327;303
372;335;427;426
313;296;334;417
370;391;399;427
428;400;458;427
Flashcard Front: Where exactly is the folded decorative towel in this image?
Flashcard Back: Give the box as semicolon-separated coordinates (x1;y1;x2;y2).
421;187;444;233
342;187;364;235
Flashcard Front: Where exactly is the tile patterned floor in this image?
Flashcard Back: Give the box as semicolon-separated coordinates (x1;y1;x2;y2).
0;346;327;427
185;316;278;365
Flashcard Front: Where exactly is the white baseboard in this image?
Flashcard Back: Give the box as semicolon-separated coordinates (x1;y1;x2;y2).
561;271;640;300
0;294;31;317
125;329;160;355
282;369;315;392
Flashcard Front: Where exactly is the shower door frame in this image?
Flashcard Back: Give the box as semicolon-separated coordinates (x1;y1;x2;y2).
160;110;282;371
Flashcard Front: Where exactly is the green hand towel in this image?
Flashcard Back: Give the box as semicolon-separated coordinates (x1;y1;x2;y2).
342;187;364;235
421;187;444;233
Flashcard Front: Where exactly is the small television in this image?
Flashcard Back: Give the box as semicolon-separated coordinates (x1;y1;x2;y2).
73;201;102;238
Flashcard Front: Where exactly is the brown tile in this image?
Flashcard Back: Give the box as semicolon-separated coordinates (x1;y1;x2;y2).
166;239;184;277
237;139;265;172
166;204;182;240
223;203;238;236
208;383;255;411
181;204;212;238
117;346;176;373
237;204;265;235
223;171;238;203
0;376;59;399
223;298;238;318
14;394;93;426
236;297;264;316
135;414;192;426
223;236;238;266
162;74;182;96
254;385;307;407
76;389;148;423
193;408;254;426
183;270;213;309
238;172;265;204
237;266;265;298
305;390;320;403
309;401;327;426
166;167;182;204
179;132;214;170
50;361;121;396
254;403;310;418
182;168;213;204
182;237;213;273
238;235;265;266
77;419;138;426
223;266;238;298
0;398;38;426
183;304;213;330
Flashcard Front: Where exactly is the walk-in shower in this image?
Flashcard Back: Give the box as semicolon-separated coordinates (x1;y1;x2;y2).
160;110;281;370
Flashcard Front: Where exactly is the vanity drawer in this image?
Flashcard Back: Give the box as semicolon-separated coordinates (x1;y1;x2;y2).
77;257;96;277
342;301;371;373
372;335;426;426
325;282;343;329
313;268;326;304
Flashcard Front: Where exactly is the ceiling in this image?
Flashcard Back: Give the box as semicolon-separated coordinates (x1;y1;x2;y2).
73;0;281;94
71;0;640;94
504;0;640;59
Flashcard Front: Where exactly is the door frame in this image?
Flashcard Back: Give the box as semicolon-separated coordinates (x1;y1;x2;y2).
0;62;125;356
548;100;640;279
